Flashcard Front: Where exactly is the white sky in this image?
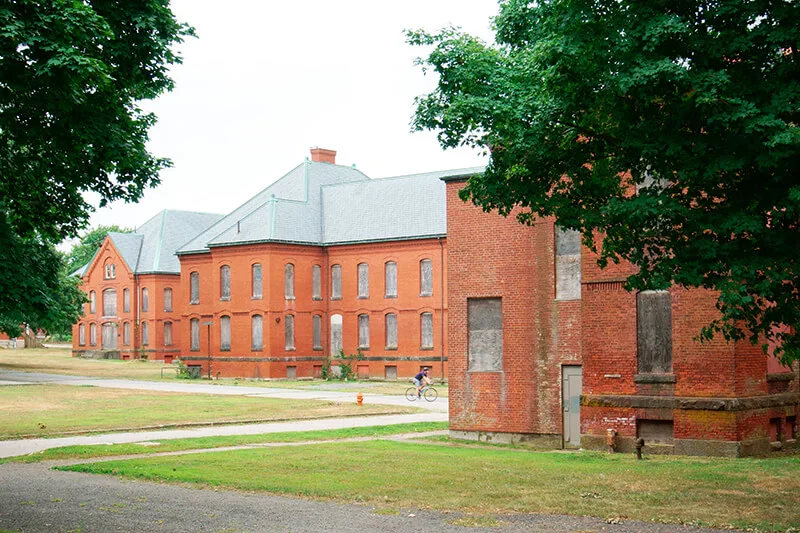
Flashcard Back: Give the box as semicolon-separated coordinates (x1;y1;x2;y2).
81;0;498;235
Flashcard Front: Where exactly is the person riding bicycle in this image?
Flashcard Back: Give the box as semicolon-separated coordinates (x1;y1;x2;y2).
413;368;432;397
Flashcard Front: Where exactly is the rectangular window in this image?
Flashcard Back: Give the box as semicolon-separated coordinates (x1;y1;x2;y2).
357;263;369;298
220;266;231;300
141;321;149;346
285;263;295;299
190;318;200;351
555;227;581;300
312;265;322;300
78;324;85;346
252;264;262;299
331;264;342;299
330;314;343;354
220;315;231;351
385;261;397;298
252;314;263;351
420;259;433;296
89;323;97;346
163;288;173;312
421;312;433;349
190;272;200;305
385;313;397;349
123;322;130;346
141;288;149;312
102;289;117;317
285;315;295;350
164;321;173;346
312;315;322;350
468;298;502;371
637;290;673;374
123;288;131;313
358;314;370;349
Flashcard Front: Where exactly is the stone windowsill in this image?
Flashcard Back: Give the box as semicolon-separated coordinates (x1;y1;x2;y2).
385;294;397;299
220;297;230;302
467;369;503;373
357;296;369;299
420;292;433;298
420;346;434;351
634;373;676;384
331;296;342;301
385;346;398;351
312;297;323;301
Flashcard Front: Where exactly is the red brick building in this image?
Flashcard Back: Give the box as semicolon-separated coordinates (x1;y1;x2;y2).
443;176;799;456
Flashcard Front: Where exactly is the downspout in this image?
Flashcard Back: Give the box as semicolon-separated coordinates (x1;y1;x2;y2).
439;237;445;381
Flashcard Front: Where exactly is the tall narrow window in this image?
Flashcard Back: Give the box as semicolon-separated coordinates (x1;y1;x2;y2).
123;322;131;346
220;266;231;300
190;318;200;351
141;288;149;312
357;263;369;298
220;315;231;351
285;315;295;350
104;262;116;279
252;264;262;299
331;264;342;299
555;227;581;300
251;314;263;351
123;288;131;313
421;312;433;349
637;290;673;374
284;263;295;299
385;313;398;349
385;261;397;298
312;265;322;300
312;315;322;350
78;324;86;346
101;323;117;349
420;259;433;296
141;321;149;346
358;314;370;349
164;321;173;346
89;323;97;345
89;291;96;314
163;288;173;312
330;314;343;354
190;272;200;304
468;298;502;371
102;289;117;317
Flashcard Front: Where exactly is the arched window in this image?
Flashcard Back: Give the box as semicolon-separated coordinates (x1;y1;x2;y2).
123;322;131;346
251;315;263;351
220;266;231;300
102;289;117;317
420;259;433;296
78;324;86;346
123;288;131;313
190;272;200;304
190;318;200;351
141;321;149;346
331;264;342;299
420;312;433;349
285;314;295;350
163;288;173;312
164;321;173;346
141;287;149;312
358;314;370;349
385;313;397;349
252;264;262;299
284;263;295;299
89;291;96;314
357;263;369;298
312;315;322;350
220;315;231;350
385;261;397;298
330;314;343;354
104;261;116;279
89;323;97;345
312;265;322;300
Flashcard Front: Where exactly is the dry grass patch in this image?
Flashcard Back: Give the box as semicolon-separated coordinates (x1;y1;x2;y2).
0;348;169;380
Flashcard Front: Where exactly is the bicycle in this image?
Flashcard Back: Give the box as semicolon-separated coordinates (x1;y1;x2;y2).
405;383;438;402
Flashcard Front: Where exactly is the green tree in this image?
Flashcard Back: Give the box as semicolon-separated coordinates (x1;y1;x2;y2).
409;1;800;362
66;225;132;274
0;1;192;338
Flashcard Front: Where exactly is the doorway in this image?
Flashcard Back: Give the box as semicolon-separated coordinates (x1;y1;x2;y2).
562;365;582;448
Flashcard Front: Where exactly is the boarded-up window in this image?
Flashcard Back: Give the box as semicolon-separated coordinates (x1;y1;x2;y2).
123;288;131;313
252;314;263;351
312;265;322;300
89;291;96;314
312;314;322;350
220;315;231;351
385;261;397;298
164;321;173;346
163;288;173;312
190;318;200;351
637;419;674;444
358;314;369;349
330;314;343;354
123;322;130;345
190;272;200;304
89;323;97;345
285;315;295;350
468;298;502;371
421;312;434;349
101;323;117;349
220;266;231;300
285;263;295;299
78;324;86;346
141;288;149;312
637;290;672;374
102;289;117;317
252;264;262;299
141;321;149;346
555;227;581;300
331;264;342;299
358;263;369;298
385;313;397;349
420;259;433;296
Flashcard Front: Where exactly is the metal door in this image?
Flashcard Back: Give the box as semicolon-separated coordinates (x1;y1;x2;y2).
562;366;582;448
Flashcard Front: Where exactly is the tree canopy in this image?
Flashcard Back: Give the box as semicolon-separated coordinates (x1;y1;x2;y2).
409;0;800;362
0;1;192;338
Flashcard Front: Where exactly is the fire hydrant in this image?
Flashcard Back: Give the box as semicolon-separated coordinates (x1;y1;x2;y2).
606;428;617;453
356;392;363;406
635;437;645;460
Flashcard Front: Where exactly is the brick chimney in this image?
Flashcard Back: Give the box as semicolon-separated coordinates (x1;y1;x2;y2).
310;147;336;164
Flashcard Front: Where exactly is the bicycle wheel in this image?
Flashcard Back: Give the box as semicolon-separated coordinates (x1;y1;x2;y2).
405;387;418;401
423;387;438;402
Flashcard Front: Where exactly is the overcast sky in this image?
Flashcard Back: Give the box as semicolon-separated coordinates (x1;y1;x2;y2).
80;0;498;237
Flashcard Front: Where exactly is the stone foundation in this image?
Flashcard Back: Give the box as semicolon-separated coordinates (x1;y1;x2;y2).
449;430;563;449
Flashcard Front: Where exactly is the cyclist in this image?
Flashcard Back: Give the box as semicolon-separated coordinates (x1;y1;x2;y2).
413;368;432;397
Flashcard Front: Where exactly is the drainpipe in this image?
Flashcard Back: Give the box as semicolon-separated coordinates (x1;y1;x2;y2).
438;237;445;381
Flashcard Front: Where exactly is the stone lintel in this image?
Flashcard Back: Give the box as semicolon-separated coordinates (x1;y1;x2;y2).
582;392;800;411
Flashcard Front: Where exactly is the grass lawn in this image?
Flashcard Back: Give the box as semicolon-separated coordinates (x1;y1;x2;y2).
0;384;419;439
2;422;449;464
62;441;800;532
